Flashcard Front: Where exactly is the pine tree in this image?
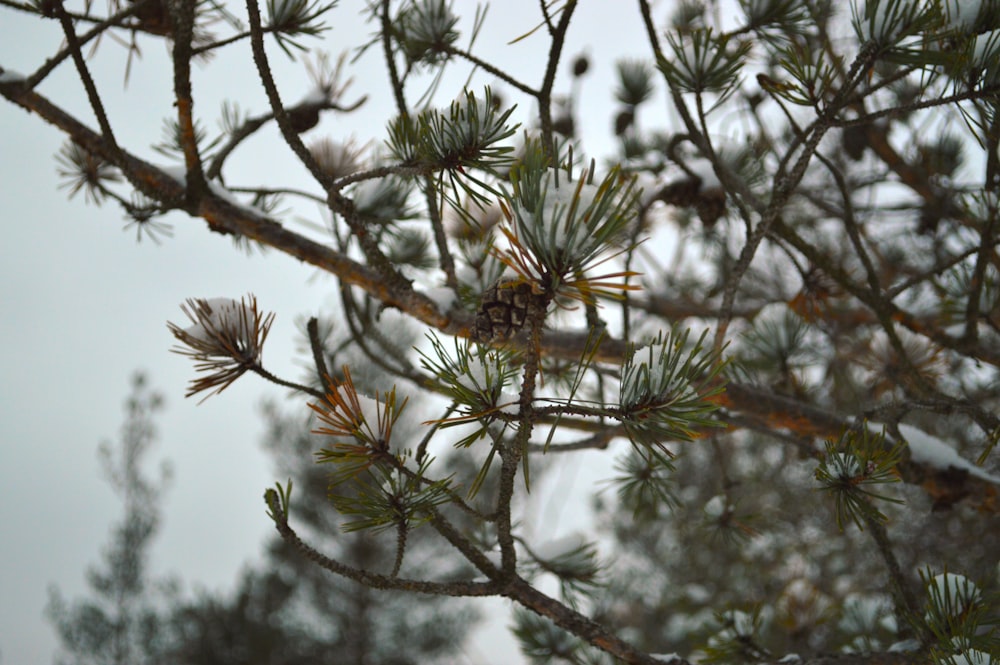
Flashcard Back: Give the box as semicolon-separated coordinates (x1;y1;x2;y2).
46;373;174;665
47;363;478;664
6;1;1000;663
157;387;478;665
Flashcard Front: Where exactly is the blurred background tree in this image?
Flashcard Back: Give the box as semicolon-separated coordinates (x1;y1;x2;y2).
46;373;174;665
5;0;1000;663
162;384;480;665
48;369;479;665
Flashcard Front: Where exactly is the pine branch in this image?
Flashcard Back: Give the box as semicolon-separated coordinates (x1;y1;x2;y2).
439;42;539;96
503;575;679;665
715;43;879;350
24;0;148;89
170;0;207;207
208;97;367;181
817;150;938;400
245;0;335;193
264;488;499;596
51;0;123;167
380;0;407;115
0;83;457;329
861;511;930;648
769;216;1000;368
536;0;577;161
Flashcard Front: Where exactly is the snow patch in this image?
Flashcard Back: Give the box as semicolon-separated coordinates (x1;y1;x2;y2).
458;353;497;394
724;609;756;636
944;0;983;32
704;494;727;518
482;549;502;568
829;452;862;478
207;180;248;209
160;164;267;217
161;164;187;185
498;392;520;415
897;424;1000;484
542;178;598;251
970;29;1000;78
0;67;26;84
423;286;457;313
927;572;981;613
184;297;253;342
860;0;923;43
532;532;588;560
949;649;994;665
687;156;723;190
684;583;711;603
295;87;328;106
888;639;921;652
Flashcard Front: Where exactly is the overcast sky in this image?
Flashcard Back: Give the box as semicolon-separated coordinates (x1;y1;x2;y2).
0;2;663;663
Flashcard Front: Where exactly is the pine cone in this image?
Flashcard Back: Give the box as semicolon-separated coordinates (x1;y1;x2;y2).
614;107;635;136
841;124;870;161
657;178;702;207
656;178;726;227
130;0;171;36
472;280;548;344
694;188;726;227
288;104;321;133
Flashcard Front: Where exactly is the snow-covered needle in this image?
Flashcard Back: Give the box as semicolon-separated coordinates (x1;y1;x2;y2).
168;295;275;400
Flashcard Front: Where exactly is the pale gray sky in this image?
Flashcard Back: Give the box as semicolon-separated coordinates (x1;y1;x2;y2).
0;2;656;663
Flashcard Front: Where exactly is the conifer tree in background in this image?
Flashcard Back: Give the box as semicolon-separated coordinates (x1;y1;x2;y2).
156;345;480;665
5;0;1000;663
48;368;478;665
46;374;174;665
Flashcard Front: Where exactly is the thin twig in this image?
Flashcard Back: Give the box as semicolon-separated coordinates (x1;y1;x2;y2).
536;0;577;162
265;491;499;595
250;364;325;399
423;174;459;289
170;0;207;207
53;0;122;163
441;43;539;96
380;0;407;115
25;0;147;89
391;518;407;577
245;0;412;293
244;0;336;194
207;96;367;181
307;317;333;393
860;509;929;648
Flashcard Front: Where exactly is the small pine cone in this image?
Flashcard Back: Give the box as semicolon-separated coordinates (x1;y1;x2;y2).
614;107;635;136
131;0;171;35
656;178;702;207
657;178;726;226
472;280;548;344
288;105;321;133
695;188;727;227
841;124;869;161
552;114;575;138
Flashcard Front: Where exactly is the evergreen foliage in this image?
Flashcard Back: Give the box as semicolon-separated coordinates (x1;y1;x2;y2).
6;0;1000;663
